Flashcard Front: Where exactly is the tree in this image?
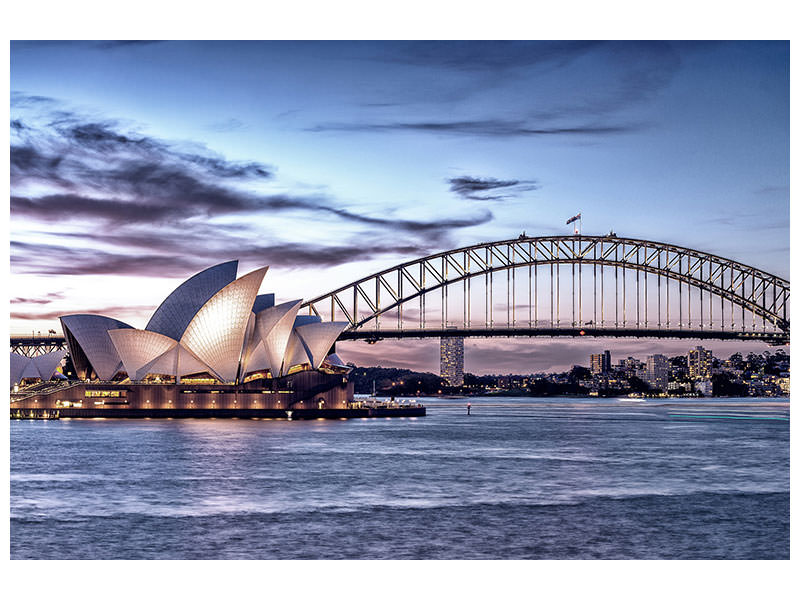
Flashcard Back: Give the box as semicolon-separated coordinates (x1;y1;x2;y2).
569;365;592;381
628;376;649;392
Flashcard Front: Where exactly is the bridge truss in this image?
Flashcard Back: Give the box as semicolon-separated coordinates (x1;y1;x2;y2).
302;235;789;345
10;335;68;357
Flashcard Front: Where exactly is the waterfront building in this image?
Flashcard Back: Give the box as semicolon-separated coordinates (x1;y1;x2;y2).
667;380;686;392
51;261;349;385
695;380;713;396
688;346;713;381
618;356;644;378
645;354;669;391
590;350;611;374
440;334;464;386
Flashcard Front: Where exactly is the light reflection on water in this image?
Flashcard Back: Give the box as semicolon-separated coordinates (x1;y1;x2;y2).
10;396;789;559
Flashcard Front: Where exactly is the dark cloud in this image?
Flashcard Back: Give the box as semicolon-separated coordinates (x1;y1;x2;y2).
448;176;539;201
320;206;493;233
336;41;680;133
11;305;157;321
11;241;204;277
374;41;601;73
308;119;639;137
10;146;66;184
207;118;245;132
10;232;443;276
11;96;492;269
10;96;494;281
10;92;58;107
93;40;163;49
12;194;188;225
11;188;491;241
11;116;274;200
10;292;65;305
519;42;682;123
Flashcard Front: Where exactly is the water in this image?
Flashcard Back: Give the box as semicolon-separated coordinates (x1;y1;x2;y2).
10;396;789;559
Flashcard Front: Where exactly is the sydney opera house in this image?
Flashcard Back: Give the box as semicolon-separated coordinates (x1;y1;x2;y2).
11;261;424;419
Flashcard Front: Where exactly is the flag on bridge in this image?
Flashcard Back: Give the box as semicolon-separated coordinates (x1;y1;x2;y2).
566;213;581;225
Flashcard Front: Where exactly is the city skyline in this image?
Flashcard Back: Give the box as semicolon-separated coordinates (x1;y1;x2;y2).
10;41;789;373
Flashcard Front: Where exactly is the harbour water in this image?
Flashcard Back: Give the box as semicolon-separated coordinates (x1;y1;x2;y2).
10;396;789;559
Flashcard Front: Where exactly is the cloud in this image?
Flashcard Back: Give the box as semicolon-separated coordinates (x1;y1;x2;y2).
11;96;490;226
92;40;163;50
10;292;65;305
755;185;789;196
373;40;602;73
11;188;491;240
10;96;495;276
525;42;682;121
207;118;245;132
337;338;441;371
10;234;444;276
448;176;539;201
307;119;639;137
12;193;189;225
320;206;493;233
11;305;157;321
11;241;204;277
10;92;59;107
11;114;275;198
326;41;679;136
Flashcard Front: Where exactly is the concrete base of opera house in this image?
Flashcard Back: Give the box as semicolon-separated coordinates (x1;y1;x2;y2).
11;407;427;419
10;370;426;420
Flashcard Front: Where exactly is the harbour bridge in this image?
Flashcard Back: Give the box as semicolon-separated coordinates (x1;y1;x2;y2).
301;234;789;346
10;234;790;357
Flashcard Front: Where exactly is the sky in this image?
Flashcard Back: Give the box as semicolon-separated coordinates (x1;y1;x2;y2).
9;40;790;373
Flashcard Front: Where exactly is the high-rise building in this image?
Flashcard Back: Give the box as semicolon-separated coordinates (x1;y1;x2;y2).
688;346;713;381
590;350;611;374
440;335;464;386
645;354;669;391
618;356;644;378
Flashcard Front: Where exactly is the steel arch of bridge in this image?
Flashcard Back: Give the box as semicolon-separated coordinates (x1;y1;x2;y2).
302;235;789;344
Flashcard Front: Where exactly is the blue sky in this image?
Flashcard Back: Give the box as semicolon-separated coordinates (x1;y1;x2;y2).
9;41;789;372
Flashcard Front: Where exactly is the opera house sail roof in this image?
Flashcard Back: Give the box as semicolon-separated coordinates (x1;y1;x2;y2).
10;349;67;387
48;261;349;384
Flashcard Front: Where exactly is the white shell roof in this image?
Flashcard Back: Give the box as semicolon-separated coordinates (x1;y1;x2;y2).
282;330;311;374
53;261;353;385
250;300;302;376
33;349;67;380
242;340;270;374
60;314;133;380
109;329;178;381
141;343;217;380
10;353;30;386
146;260;238;341
294;321;350;370
10;350;68;387
323;353;347;368
180;266;268;382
